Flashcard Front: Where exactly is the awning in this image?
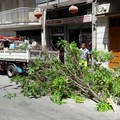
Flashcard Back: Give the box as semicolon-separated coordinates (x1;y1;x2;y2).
0;36;21;41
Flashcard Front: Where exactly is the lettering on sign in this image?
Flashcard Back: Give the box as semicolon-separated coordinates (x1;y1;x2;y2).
46;14;92;26
46;20;54;24
55;20;62;24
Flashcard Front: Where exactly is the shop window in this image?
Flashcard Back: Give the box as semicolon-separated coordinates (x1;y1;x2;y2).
68;27;92;50
50;26;64;49
51;26;64;34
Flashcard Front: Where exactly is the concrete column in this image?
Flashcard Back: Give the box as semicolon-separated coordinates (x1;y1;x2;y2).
41;9;47;48
92;1;97;50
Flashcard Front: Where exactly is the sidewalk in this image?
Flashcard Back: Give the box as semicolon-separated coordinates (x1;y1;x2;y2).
0;75;120;120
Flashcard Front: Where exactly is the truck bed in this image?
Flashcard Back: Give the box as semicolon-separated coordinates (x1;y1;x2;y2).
0;50;59;62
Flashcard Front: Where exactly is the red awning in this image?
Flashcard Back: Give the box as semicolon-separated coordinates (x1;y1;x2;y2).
0;36;21;41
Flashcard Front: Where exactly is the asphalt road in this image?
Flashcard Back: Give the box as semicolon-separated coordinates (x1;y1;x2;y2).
0;75;120;120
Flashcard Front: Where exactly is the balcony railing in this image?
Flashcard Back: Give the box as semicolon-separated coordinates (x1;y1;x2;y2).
36;0;56;4
36;0;89;4
37;0;88;8
0;7;38;25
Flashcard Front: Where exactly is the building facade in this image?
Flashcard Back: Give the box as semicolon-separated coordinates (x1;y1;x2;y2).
96;0;120;68
37;0;120;68
37;0;94;50
0;0;42;42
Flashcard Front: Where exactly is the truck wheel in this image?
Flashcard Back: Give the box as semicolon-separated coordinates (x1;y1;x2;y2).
7;65;18;78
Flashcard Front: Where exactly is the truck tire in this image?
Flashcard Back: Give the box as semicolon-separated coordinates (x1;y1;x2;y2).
7;65;18;78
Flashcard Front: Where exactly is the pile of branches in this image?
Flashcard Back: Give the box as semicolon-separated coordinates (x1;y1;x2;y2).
48;40;120;110
12;40;120;112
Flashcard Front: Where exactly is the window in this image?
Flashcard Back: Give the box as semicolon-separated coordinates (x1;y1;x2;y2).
51;26;64;34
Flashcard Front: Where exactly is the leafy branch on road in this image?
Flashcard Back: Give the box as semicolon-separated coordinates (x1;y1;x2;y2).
4;93;17;99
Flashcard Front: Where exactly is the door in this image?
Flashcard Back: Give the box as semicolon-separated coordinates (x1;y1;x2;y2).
69;29;80;47
109;16;120;68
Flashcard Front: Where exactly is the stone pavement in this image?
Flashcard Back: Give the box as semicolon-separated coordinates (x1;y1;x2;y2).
0;75;120;120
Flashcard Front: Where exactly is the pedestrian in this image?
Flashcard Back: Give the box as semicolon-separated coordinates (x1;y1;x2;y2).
79;43;91;67
3;39;10;50
27;40;32;49
0;41;4;50
9;40;15;49
32;40;42;50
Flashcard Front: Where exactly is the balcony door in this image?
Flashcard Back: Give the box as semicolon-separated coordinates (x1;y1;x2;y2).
11;0;19;8
15;0;19;8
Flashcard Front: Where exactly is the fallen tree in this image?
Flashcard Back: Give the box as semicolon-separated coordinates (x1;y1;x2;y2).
11;40;120;112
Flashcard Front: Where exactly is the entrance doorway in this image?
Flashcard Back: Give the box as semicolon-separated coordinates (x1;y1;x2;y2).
69;29;80;47
69;27;92;50
109;16;120;68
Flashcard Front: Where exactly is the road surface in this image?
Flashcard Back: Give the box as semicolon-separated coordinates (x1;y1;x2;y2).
0;75;120;120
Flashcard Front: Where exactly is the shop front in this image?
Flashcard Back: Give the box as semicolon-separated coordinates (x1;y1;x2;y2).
46;14;92;50
45;3;92;50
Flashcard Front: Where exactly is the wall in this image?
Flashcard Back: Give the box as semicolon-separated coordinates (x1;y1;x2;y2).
96;16;109;68
4;0;19;10
96;17;109;51
0;30;16;36
0;0;35;11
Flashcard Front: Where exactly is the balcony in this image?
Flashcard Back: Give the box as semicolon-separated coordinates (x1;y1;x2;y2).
0;7;40;28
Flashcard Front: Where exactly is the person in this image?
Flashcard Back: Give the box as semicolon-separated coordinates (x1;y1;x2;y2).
27;40;32;49
3;39;10;50
32;40;42;50
79;43;91;67
0;41;4;50
9;41;15;49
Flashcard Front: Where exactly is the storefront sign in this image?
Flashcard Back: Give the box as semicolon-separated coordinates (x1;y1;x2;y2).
46;14;92;26
97;3;110;14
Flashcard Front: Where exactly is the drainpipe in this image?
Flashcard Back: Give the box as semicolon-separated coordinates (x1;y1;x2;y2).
92;0;97;50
